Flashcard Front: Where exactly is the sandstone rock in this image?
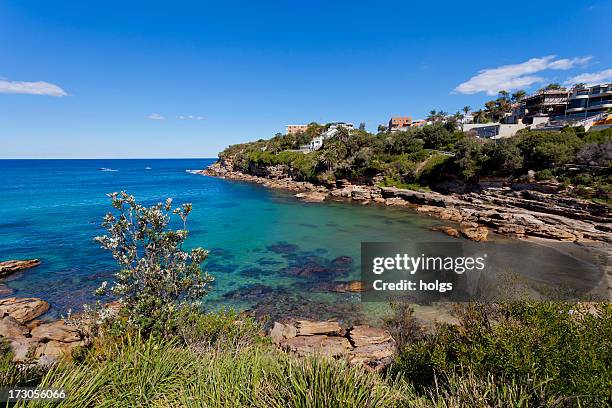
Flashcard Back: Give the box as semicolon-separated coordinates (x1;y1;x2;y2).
385;198;408;206
34;340;83;360
270;321;297;345
8;337;40;362
283;335;351;357
0;297;50;323
348;342;396;371
418;206;463;222
0;259;41;278
295;191;327;202
30;321;81;342
307;281;366;293
351;187;371;200
0;316;29;339
497;224;526;236
348;325;393;347
460;224;489;242
431;225;460;238
330;281;366;293
296;320;342;336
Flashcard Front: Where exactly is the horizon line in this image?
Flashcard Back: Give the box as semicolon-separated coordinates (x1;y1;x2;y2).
0;157;218;160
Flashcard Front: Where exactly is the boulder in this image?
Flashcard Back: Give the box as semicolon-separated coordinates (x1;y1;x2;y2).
460;223;489;242
417;206;464;222
348;342;396;371
0;259;41;278
348;325;393;347
8;337;40;362
34;340;83;360
497;224;526;236
431;225;460;238
295;192;327;202
296;320;342;336
351;187;371;200
269;322;297;345
0;316;29;339
0;297;50;323
283;335;352;357
330;281;366;293
30;321;81;342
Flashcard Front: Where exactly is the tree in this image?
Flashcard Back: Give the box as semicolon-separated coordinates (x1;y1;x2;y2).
473;109;488;124
511;90;527;102
453;137;483;181
95;192;213;335
377;124;388;133
359;122;366;131
498;90;510;100
462;106;471;115
427;110;438;123
543;83;563;91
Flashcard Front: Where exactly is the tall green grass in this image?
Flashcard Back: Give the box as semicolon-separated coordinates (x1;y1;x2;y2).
24;334;408;408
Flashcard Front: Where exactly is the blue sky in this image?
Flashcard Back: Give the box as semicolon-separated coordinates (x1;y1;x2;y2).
1;0;611;158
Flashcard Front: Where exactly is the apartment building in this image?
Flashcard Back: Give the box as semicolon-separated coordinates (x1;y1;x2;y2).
522;89;569;121
286;124;308;135
388;117;412;132
566;83;612;117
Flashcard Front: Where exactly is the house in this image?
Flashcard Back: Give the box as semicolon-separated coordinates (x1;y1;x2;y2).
286;125;308;135
307;122;354;151
522;89;569;122
566;83;612;118
463;122;528;139
388;117;412;132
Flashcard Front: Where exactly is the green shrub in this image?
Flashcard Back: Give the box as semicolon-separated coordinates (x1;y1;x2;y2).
94;192;213;337
536;168;554;181
390;302;612;406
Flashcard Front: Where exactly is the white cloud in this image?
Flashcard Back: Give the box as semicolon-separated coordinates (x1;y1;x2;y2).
564;68;612;86
178;115;204;121
454;56;591;95
147;113;165;121
0;77;67;96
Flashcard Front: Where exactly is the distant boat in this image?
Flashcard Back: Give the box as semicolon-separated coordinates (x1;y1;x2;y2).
145;166;152;170
98;168;118;172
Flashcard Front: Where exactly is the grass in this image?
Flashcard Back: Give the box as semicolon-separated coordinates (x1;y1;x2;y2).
4;302;610;407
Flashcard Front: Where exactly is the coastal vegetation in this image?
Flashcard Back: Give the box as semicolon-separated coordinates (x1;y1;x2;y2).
220;123;612;201
1;194;610;406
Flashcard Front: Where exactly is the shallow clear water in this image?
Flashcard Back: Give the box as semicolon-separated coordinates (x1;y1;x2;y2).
0;159;604;323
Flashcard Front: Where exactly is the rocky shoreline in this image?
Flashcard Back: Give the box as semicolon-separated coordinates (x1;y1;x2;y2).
199;160;612;244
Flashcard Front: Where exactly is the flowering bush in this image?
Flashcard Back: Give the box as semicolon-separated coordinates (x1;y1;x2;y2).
95;192;213;335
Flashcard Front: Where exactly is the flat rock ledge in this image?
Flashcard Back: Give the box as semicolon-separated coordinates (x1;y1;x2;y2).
200;161;612;244
270;320;396;371
0;297;86;365
0;259;41;278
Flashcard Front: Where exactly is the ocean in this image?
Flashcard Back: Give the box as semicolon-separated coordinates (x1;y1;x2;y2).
0;159;605;323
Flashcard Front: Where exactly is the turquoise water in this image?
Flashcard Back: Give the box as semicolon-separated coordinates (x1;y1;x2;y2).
0;159;605;323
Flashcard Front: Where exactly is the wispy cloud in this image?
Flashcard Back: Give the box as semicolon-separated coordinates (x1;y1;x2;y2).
147;113;166;121
454;56;592;95
178;115;204;121
565;68;612;86
0;77;68;96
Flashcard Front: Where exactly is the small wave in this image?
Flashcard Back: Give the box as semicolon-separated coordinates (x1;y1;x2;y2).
99;168;119;172
145;166;152;170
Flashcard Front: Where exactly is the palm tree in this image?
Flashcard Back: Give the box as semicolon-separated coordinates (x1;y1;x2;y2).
462;105;471;115
473;109;488;124
438;110;448;121
498;90;510;100
427;110;438;123
511;90;526;102
334;126;351;144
